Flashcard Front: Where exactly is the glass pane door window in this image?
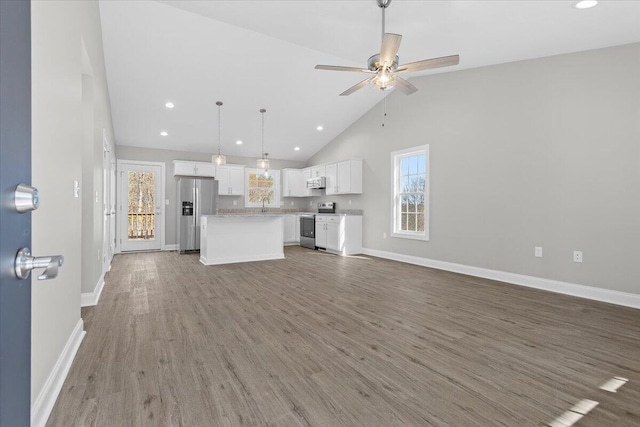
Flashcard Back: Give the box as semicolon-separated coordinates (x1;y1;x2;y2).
119;162;163;251
127;171;156;240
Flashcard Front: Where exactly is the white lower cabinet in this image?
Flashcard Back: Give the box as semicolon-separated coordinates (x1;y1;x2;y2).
315;215;362;255
283;214;299;244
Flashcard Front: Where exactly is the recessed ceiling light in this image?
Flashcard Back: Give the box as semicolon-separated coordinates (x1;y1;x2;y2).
165;102;174;109
160;131;168;136
574;1;598;9
316;125;323;131
294;147;300;151
236;140;243;145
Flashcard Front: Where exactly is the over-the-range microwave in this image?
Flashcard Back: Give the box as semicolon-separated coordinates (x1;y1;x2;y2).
306;176;326;189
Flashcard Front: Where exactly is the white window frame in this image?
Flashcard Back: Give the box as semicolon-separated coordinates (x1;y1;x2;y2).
245;168;281;208
390;145;429;241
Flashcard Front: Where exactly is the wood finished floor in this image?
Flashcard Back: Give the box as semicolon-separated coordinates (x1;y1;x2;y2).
47;247;640;426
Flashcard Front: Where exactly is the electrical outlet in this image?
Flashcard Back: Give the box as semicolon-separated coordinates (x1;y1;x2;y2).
73;180;80;198
233;200;237;206
573;251;583;263
349;200;352;205
383;232;387;239
535;247;542;258
309;201;313;206
290;201;294;206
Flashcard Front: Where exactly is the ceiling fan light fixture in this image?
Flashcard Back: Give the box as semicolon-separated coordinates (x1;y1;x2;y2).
374;69;396;90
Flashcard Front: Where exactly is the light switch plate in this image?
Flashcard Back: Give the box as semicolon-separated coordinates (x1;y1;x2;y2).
535;247;542;257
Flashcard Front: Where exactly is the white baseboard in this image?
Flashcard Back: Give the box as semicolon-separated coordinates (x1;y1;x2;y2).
31;319;85;427
163;244;178;251
361;247;640;309
81;273;105;307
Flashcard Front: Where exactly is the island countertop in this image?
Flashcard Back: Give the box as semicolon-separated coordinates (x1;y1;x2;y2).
199;214;284;265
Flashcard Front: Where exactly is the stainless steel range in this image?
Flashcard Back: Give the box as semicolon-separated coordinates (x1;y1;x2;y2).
317;202;336;214
299;202;336;250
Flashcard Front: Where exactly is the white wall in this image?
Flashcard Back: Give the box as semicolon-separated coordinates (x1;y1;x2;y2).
31;0;115;410
308;43;640;295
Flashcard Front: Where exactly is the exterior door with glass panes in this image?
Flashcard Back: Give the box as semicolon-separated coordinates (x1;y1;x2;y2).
119;161;163;251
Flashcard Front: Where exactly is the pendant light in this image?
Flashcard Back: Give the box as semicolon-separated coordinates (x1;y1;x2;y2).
256;108;269;173
212;101;226;166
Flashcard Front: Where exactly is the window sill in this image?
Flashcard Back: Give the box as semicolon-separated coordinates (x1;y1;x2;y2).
391;231;429;241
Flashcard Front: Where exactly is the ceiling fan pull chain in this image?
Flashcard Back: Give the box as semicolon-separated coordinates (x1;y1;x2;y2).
382;96;387;127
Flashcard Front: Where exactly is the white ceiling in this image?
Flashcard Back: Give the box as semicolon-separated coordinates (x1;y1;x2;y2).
99;0;640;162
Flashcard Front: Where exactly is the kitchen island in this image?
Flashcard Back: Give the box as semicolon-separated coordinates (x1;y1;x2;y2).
200;214;284;265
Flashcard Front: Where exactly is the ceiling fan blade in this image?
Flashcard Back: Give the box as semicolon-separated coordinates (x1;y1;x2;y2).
379;33;402;67
339;77;375;96
394;76;418;95
315;65;369;73
396;54;460;73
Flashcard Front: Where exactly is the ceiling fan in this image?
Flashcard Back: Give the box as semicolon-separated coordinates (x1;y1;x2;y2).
315;0;460;96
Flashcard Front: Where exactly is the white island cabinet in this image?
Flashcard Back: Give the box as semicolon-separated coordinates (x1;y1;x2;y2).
200;215;284;265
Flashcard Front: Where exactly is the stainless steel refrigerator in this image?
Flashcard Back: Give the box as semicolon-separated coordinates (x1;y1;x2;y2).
177;177;218;254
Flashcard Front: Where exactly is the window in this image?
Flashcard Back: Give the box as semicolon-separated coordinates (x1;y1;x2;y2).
391;145;429;240
245;168;280;207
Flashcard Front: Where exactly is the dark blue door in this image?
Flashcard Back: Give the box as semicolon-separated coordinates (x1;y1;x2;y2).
0;0;32;425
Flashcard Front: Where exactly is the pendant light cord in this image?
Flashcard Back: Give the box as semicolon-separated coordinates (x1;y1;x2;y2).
260;108;266;157
216;101;223;155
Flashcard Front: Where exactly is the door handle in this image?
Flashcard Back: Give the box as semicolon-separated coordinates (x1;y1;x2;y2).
15;247;64;280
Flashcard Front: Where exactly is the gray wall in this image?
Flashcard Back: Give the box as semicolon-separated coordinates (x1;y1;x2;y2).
308;43;640;295
31;0;115;406
115;146;308;245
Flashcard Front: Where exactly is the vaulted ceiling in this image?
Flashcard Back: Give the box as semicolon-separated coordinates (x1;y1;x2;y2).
99;0;640;161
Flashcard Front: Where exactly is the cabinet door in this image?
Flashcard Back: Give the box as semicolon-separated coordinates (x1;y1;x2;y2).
283;170;293;197
216;166;230;195
283;215;297;243
301;168;312;196
337;161;351;194
311;165;325;178
325;163;337;195
195;162;215;177
315;221;327;248
174;161;196;176
326;221;341;252
228;166;245;195
283;169;301;197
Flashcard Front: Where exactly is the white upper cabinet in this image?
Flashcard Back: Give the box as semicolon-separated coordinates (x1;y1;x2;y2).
324;159;362;195
283;169;303;197
301;168;313;197
310;165;326;179
216;165;245;196
173;160;216;177
325;163;337;195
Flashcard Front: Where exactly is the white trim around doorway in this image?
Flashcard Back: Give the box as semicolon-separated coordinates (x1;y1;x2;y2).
116;159;166;253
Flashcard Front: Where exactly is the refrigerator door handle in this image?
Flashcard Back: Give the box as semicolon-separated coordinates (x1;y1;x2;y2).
192;185;197;228
195;186;200;227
